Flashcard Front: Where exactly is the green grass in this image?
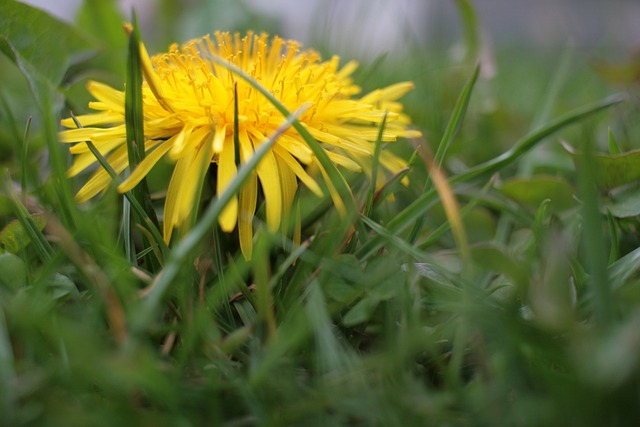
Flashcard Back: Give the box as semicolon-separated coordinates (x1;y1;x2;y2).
2;1;640;426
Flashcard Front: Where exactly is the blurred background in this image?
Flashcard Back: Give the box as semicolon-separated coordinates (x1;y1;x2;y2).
10;0;640;171
20;0;640;57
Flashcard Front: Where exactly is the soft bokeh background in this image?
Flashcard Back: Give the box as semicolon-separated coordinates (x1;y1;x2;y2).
21;0;640;55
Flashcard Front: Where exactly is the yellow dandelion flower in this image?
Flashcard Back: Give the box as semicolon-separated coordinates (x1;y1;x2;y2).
59;31;421;258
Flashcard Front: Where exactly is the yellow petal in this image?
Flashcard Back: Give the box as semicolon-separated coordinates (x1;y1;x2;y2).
59;128;102;143
275;153;297;233
168;124;194;159
336;60;358;79
245;130;281;232
164;133;213;242
212;124;227;153
59;125;127;144
87;81;125;110
60;112;123;129
217;136;238;232
139;41;175;114
69;137;126;155
325;151;361;171
163;162;185;243
277;134;313;164
273;144;323;196
118;137;175;193
316;162;348;217
178;139;212;223
238;172;257;260
359;81;415;104
75;146;130;202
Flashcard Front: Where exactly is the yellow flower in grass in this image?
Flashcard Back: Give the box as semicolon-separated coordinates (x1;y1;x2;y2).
59;31;421;258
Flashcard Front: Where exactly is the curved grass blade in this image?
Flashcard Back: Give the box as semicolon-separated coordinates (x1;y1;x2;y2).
451;93;625;184
2;172;53;261
409;64;480;243
20;117;32;194
434;64;480;168
576;133;613;324
356;93;625;260
454;0;480;62
363;112;387;218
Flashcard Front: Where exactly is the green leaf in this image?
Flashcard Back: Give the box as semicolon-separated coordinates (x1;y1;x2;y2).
47;273;78;301
562;141;640;190
1;178;52;261
342;295;380;326
0;0;94;89
0;216;46;254
470;243;530;290
500;175;576;211
604;185;640;218
609;245;640;291
0;252;26;291
608;128;622;155
0;1;90;228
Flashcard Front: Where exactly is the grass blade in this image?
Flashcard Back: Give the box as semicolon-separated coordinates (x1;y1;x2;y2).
2;173;53;261
409;64;480;243
577;131;614;324
363;112;387;218
434;64;480;168
357;93;624;260
451;93;625;184
124;16;161;270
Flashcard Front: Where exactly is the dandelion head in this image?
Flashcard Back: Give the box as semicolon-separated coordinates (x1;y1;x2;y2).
59;31;421;258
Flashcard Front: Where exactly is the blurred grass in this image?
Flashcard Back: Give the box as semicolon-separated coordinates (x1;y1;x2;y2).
2;0;640;426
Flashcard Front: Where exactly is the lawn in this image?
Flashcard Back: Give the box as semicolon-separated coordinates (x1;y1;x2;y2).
1;1;639;426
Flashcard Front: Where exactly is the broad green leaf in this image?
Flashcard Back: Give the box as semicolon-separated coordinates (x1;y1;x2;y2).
500;175;575;211
0;1;93;229
323;279;362;304
0;0;94;88
470;243;530;290
604;185;640;218
342;257;402;326
0;216;46;254
48;273;78;301
609;245;640;291
0;252;26;291
342;295;380;326
562;141;640;190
